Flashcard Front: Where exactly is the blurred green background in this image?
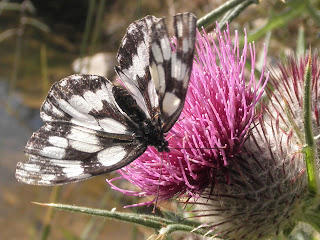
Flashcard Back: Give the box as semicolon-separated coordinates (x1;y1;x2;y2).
0;0;319;239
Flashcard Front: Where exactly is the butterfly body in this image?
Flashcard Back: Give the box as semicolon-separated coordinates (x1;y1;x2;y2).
16;12;196;185
113;84;169;152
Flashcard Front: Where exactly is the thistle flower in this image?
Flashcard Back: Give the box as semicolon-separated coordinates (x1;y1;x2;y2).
107;23;320;239
107;25;268;206
191;54;319;239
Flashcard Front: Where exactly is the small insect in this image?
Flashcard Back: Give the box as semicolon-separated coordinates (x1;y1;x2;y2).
15;12;197;185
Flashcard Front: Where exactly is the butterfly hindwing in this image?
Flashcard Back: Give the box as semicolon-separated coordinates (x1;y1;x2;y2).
17;129;146;185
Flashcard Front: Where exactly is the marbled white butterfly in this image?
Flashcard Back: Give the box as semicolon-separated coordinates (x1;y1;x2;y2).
15;12;197;185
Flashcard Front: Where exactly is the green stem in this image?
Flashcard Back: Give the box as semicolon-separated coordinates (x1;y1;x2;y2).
37;203;214;238
196;0;244;29
303;54;319;195
39;203;171;229
219;0;259;30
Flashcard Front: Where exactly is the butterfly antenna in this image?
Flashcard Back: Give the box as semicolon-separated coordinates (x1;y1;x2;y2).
152;152;164;213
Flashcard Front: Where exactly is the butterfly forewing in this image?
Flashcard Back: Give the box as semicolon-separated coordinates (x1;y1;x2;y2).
15;12;197;186
41;75;137;134
116;15;159;119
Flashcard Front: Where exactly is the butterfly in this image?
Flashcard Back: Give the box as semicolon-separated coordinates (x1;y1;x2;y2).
15;12;197;185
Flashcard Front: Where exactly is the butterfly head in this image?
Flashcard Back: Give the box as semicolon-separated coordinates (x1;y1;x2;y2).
156;139;169;153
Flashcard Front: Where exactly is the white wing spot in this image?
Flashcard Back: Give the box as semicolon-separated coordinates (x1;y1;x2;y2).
171;55;184;81
99;118;128;134
183;37;189;53
42;102;51;111
41;174;57;182
48;136;68;148
127;25;135;34
176;21;183;37
59;79;68;87
67;127;100;145
178;63;187;81
88;75;99;80
132;43;147;78
96;87;114;106
69;140;102;153
137;42;148;66
70;75;83;80
58;99;100;130
171;52;178;79
97;146;127;167
22;163;41;172
149;62;159;89
157;65;165;95
162;93;181;116
148;81;159;108
83;91;103;111
70;117;100;131
40;146;66;159
151;43;163;63
122;37;127;46
68;95;93;114
160;37;171;61
62;165;88;179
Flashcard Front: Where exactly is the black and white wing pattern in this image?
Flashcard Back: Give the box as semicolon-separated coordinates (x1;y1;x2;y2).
15;12;197;185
